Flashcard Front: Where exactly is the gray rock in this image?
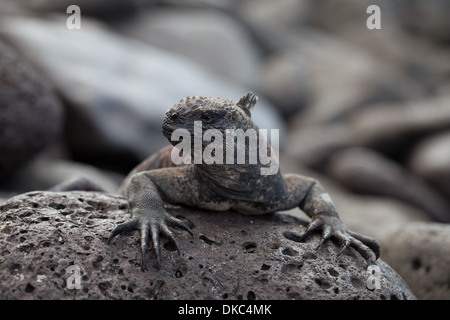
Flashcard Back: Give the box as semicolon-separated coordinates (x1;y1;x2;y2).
286;94;450;166
0;1;24;15
261;51;309;116
237;0;309;29
408;131;450;198
118;8;262;88
284;125;351;168
285;191;430;243
330;194;430;241
0;15;284;166
381;222;450;300
307;0;450;93
307;0;384;30
0;191;415;300
228;0;311;115
0;39;63;178
347;95;450;151
10;0;156;17
305;0;450;108
286;29;419;126
240;0;448;118
326;148;450;222
307;0;450;43
4;158;123;194
279;155;431;240
393;0;450;43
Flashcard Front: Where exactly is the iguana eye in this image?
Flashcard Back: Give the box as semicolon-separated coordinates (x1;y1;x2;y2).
170;112;178;120
201;114;213;123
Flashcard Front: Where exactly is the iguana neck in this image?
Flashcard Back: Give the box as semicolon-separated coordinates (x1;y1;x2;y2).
195;147;282;201
195;162;265;200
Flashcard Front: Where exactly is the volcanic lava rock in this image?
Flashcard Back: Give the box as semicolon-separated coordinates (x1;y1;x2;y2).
0;191;414;300
381;222;450;300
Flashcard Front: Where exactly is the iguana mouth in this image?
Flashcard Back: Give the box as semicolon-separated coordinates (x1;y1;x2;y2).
162;127;173;139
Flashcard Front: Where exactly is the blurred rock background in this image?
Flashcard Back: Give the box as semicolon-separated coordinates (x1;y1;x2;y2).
0;0;449;299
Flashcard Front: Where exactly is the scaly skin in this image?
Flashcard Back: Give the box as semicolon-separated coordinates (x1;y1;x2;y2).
108;92;380;270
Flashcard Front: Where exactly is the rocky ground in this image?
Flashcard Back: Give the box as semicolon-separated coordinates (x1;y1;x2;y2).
0;191;415;300
1;0;450;300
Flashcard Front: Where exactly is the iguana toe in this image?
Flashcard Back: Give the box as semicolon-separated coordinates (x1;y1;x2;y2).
302;215;380;265
107;219;139;244
108;213;192;271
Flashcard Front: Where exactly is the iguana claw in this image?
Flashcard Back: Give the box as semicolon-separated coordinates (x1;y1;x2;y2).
108;213;193;271
301;215;380;265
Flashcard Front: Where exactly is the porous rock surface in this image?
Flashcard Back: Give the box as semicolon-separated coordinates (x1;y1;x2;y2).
381;222;450;300
0;191;415;300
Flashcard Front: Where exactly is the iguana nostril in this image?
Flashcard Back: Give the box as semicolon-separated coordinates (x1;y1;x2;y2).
170;113;178;120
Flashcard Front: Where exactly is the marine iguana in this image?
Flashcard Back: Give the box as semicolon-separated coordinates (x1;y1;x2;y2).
107;92;380;270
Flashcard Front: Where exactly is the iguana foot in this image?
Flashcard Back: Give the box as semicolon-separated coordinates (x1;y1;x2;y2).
108;212;193;271
301;215;380;265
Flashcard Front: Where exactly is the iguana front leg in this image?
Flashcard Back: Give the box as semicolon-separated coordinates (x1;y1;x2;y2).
281;174;380;264
108;168;194;270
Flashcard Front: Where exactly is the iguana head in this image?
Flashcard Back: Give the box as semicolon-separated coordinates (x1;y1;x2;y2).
163;92;279;176
162;92;258;143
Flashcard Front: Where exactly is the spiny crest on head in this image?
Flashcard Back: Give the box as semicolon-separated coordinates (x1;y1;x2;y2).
177;95;234;111
175;93;258;118
237;92;258;117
